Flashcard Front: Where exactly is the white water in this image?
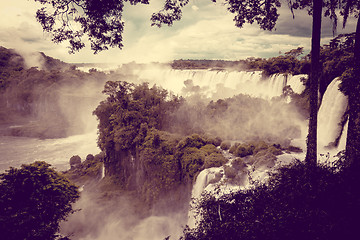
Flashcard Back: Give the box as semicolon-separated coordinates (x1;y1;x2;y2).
317;78;348;150
0;133;99;172
0;79;105;172
188;167;225;228
134;67;306;100
100;163;105;179
287;74;307;94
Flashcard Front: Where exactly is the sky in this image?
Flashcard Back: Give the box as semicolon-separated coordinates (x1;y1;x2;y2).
0;0;357;64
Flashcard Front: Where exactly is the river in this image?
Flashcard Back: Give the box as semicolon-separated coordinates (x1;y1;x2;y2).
0;132;99;172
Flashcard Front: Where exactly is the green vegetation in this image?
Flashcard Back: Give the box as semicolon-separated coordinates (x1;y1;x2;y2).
93;82;228;204
93;81;183;152
229;140;283;158
182;154;359;240
137;129;182;204
0;161;79;240
245;48;308;76
92;80;305;205
65;153;105;185
171;59;247;70
1;33;356;237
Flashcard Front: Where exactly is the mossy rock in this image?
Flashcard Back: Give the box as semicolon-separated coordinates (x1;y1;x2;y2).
69;155;81;168
224;166;238;179
220;141;231;150
232;157;248;171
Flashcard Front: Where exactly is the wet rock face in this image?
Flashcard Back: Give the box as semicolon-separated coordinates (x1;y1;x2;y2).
104;148;144;190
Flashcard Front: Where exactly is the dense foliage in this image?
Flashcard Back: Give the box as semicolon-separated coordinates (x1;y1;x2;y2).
0;161;79;240
171;59;247;70
93;81;233;203
182;155;360;240
93;81;183;151
245;47;308;76
171;51;308;76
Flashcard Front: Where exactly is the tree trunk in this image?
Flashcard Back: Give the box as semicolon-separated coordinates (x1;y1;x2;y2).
345;16;360;171
305;0;322;165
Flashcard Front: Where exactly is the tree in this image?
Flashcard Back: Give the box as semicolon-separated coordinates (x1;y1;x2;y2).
339;1;360;172
287;0;360;169
307;0;322;165
34;0;281;53
280;0;322;165
93;81;182;152
0;161;80;240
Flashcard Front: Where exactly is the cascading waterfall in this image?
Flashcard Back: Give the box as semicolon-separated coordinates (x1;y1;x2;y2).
134;68;306;100
188;167;224;228
317;78;348;150
287;74;307;94
101;163;105;180
337;120;348;151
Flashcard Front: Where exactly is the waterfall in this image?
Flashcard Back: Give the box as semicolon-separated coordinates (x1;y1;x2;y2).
100;163;105;180
191;169;213;200
134;68;305;100
287;74;307;94
337;120;348;151
317;78;348;150
188;168;223;228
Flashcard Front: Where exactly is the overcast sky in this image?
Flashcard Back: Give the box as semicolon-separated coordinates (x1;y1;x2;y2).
0;0;357;64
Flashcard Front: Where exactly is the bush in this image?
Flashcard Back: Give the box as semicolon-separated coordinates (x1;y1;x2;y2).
182;159;360;240
200;144;220;155
0;161;79;240
232;157;247;171
229;141;283;158
180;147;205;179
204;153;228;169
234;143;255;157
85;154;95;161
203;135;222;147
177;134;207;150
252;140;269;154
229;142;240;154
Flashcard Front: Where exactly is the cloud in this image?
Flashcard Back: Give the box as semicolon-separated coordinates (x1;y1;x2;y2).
275;6;357;38
0;0;357;64
192;5;199;11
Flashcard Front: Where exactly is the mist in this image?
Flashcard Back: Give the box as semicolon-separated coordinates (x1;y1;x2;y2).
60;187;188;240
163;72;306;147
104;63;307;148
